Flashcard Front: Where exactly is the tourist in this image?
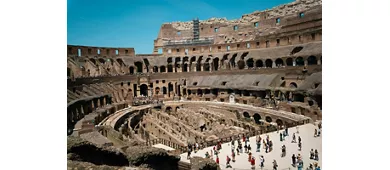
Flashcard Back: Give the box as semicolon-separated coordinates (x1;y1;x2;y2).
248;152;252;162
298;141;302;151
273;160;278;170
292;154;296;166
226;156;232;168
314;129;317;137
232;150;236;162
256;139;261;152
248;144;252;152
265;143;269;153
187;148;191;159
292;133;296;143
259;155;265;168
314;149;319;161
250;156;255;169
307;163;314;170
216;156;220;164
280;132;283;141
263;139;266;149
281;145;286;157
231;143;235;153
298;136;302;144
310;149;314;159
236;147;240;155
205;151;210;159
296;126;300;134
243;135;246;142
285;127;289;136
244;144;248;153
317;129;321;137
297;159;304;170
269;140;273;152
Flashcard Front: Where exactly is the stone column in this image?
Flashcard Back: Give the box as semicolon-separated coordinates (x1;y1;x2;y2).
304;60;308;67
317;59;321;65
272;61;276;68
293;61;296;66
200;63;204;72
100;98;104;107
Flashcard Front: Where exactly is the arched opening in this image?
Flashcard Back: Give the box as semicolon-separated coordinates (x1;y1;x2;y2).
153;66;158;73
213;58;219;71
295;57;304;66
307;56;317;65
276;119;283;126
134;62;143;73
255;60;263;68
168;83;173;97
203;62;210;71
140;84;148;96
116;59;125;66
289;82;298;88
98;58;106;65
197;89;203;95
230;53;237;68
129;66;134;74
90;58;96;65
205;89;211;94
162;87;167;94
167;64;173;72
275;58;284;67
175;106;180;112
155;87;160;95
243;112;250;119
167;57;173;63
197;56;203;71
246;58;254;68
160;66;166;73
291;46;303;55
166;106;172;113
265;116;272;123
212;89;218;96
253;113;261;124
294;94;305;102
265;59;273;68
286;58;293;66
183;63;188;72
237;60;245;69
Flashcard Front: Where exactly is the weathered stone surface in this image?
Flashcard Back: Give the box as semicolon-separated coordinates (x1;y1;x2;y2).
67;136;129;167
190;156;220;170
125;146;180;170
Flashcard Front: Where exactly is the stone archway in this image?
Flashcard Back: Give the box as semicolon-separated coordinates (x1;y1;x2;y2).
265;59;273;68
255;60;263;68
243;112;250;119
237;60;245;69
265;116;272;123
140;84;148;96
286;58;293;66
246;58;254;68
307;56;317;65
253;113;261;124
213;58;219;71
295;57;304;66
135;61;143;73
276;119;283;126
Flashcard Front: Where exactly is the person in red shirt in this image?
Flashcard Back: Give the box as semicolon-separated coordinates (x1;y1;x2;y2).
216;156;219;164
250;156;255;168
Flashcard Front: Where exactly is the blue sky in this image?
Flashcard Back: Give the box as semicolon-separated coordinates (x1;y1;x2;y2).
68;0;294;54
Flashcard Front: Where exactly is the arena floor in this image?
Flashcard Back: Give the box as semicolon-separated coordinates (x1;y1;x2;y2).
179;123;322;170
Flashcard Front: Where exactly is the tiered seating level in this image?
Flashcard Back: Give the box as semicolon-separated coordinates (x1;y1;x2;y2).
67;83;130;135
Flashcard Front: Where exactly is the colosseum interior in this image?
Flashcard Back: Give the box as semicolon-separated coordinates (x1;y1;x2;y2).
67;0;322;169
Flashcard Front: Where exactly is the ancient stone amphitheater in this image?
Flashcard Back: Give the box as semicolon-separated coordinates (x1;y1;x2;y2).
67;0;322;169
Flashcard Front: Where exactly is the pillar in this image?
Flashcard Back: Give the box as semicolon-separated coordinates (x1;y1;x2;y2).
304;60;308;66
272;61;276;68
317;59;321;65
200;63;204;71
293;61;296;66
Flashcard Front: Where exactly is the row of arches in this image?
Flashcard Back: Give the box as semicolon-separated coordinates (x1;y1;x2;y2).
127;56;320;74
242;112;285;126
